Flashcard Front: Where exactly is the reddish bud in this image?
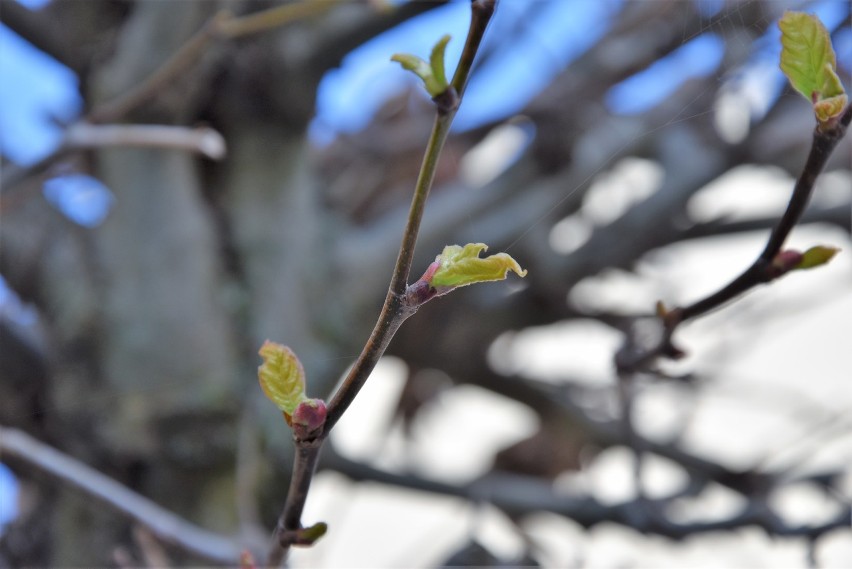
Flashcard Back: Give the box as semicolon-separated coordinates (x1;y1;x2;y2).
769;250;804;278
291;398;327;440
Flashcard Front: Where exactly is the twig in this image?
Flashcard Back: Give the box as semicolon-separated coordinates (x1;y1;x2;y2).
0;425;248;564
86;10;229;125
64;123;226;159
325;446;852;540
89;2;333;125
1;123;226;191
2;1;335;192
265;443;324;567
325;0;496;433
265;1;497;564
616;103;852;374
216;0;334;39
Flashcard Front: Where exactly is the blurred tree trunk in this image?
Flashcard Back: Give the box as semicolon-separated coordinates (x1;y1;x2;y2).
0;1;437;564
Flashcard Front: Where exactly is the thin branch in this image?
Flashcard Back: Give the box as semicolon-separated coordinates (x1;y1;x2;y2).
266;1;497;564
89;2;332;125
616;103;852;374
2;1;335;192
216;0;334;39
324;446;852;540
681;106;852;322
325;0;496;433
265;443;324;567
0;425;248;565
1;123;226;191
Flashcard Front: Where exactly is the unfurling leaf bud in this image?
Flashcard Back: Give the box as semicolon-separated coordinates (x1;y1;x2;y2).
429;243;527;288
407;243;527;304
296;522;328;546
779;12;848;125
257;341;307;419
280;521;329;548
795;245;840;270
392;35;453;99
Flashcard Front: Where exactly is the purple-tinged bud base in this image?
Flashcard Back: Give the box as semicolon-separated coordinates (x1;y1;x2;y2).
291;398;327;441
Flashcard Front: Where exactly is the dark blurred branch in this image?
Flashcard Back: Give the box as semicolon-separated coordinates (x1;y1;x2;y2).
682;204;851;241
0;426;249;564
617;104;852;374
686;106;852;319
323;444;851;540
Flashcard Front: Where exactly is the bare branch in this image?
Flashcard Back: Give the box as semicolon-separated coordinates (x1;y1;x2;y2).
616;103;852;374
1;123;226;191
323;446;852;540
0;426;249;564
266;2;498;564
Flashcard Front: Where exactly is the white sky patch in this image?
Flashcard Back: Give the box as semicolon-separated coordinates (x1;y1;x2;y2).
714;88;752;144
292;472;470;569
489;320;623;385
410;384;538;483
460;121;531;188
581;157;664;225
549;214;594;255
714;61;783;144
330;356;408;464
687;164;795;222
570;268;665;314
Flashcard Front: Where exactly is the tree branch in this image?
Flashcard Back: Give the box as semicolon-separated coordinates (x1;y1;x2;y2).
323;445;851;540
1;123;226;192
0;426;251;564
616;103;852;374
266;1;497;564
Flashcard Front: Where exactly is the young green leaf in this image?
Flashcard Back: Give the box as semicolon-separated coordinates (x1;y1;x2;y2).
296;522;328;545
257;341;307;416
779;11;848;123
391;35;452;98
428;243;527;290
795;245;840;270
429;35;451;93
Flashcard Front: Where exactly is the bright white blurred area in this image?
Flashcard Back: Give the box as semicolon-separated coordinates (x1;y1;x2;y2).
296;158;852;566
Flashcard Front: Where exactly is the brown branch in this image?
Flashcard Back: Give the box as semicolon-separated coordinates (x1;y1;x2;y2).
266;1;498;564
0;425;250;564
265;443;324;567
616;103;852;375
